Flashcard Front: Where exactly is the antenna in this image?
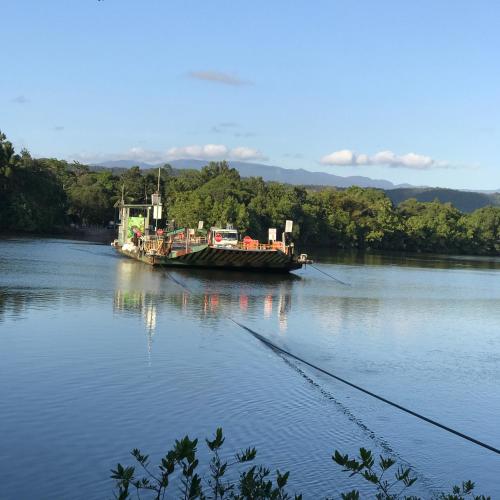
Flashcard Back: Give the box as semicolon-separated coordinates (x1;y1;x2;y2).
157;166;161;193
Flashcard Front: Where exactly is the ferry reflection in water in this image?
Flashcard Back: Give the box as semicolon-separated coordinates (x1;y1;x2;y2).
112;259;297;348
114;289;158;355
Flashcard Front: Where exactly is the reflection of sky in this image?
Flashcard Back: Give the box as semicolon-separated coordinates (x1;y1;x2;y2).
1;239;500;498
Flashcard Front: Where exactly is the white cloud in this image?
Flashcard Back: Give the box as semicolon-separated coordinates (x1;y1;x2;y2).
320;149;356;166
69;147;165;164
167;144;266;161
371;150;397;165
187;70;251;86
356;153;369;165
397;152;434;169
320;149;451;170
229;146;266;161
69;144;267;164
166;144;229;160
126;147;166;163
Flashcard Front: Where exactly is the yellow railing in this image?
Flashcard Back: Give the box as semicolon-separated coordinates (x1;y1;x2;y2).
140;234;286;254
236;241;285;251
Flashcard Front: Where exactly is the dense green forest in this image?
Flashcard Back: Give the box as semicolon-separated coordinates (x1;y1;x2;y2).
1;131;499;255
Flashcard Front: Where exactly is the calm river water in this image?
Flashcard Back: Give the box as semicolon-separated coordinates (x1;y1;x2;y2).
1;238;499;499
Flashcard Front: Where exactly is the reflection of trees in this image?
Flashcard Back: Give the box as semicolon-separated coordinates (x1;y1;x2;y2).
312;251;500;271
0;288;64;323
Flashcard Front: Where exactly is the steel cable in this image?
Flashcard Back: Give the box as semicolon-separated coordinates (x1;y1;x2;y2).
308;263;351;286
165;271;500;456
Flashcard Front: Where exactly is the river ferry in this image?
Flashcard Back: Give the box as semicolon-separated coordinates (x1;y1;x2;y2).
111;196;307;272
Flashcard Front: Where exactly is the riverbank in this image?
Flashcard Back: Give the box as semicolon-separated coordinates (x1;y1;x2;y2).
0;226;115;244
307;247;500;271
3;229;500;264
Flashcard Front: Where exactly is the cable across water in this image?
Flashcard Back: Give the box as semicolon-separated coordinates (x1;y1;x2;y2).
164;270;500;456
308;263;351;286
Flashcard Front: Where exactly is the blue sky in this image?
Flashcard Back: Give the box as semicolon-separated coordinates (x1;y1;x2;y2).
2;0;500;189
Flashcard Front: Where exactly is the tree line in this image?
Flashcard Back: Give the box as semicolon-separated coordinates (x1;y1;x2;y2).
1;131;499;255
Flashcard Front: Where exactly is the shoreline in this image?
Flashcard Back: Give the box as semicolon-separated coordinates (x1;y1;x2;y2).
0;227;115;244
2;232;500;266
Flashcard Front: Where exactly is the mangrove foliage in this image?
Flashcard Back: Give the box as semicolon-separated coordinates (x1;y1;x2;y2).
111;427;490;499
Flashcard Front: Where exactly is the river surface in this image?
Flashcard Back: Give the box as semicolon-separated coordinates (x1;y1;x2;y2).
1;238;499;499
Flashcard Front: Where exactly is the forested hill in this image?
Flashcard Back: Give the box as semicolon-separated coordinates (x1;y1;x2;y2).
1;130;500;255
93;159;407;189
92;161;500;213
385;187;500;213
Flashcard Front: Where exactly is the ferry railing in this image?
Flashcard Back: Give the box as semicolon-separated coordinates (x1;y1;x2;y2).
141;235;168;255
141;234;208;255
141;234;288;254
235;241;286;251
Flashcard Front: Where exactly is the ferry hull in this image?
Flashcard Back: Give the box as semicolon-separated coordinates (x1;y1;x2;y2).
116;245;302;272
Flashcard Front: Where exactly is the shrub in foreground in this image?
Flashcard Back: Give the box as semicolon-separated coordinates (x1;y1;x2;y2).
111;428;490;499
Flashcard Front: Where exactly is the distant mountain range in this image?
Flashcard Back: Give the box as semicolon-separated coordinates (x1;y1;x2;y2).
92;159;500;213
386;188;500;213
92;159;413;189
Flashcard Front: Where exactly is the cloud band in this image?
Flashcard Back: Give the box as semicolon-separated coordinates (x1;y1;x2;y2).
320;149;450;170
71;144;267;164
